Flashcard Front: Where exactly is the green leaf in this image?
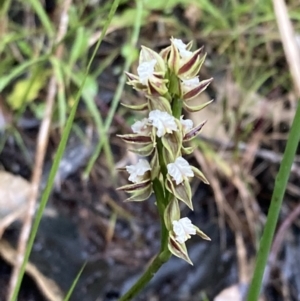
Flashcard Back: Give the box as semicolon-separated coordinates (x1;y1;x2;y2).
7;73;47;110
69;27;89;67
9;1;121;299
144;0;186;12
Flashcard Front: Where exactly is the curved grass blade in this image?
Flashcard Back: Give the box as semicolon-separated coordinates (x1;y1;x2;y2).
9;1;121;300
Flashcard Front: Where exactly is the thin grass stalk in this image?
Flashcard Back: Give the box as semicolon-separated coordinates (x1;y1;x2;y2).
28;0;54;38
247;100;300;301
84;0;143;179
63;263;86;301
9;1;120;300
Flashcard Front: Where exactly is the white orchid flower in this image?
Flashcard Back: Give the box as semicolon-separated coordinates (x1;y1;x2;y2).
137;59;157;85
172;217;196;244
180;116;193;133
148;110;178;138
131;118;150;135
126;159;151;183
167;156;194;185
172;38;193;59
181;77;200;92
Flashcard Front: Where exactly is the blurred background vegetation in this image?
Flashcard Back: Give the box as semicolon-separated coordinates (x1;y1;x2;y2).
0;0;300;300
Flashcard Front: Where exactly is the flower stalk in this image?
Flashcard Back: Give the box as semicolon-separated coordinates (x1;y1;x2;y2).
118;38;212;300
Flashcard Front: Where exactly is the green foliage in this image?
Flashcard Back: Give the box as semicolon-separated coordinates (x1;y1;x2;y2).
8;1;122;300
247;102;300;300
0;0;299;299
7;72;48;110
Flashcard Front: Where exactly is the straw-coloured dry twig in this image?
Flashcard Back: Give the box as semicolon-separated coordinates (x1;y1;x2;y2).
6;1;73;299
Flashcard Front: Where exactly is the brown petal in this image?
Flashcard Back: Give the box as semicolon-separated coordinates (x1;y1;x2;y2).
168;43;180;74
125;183;153;202
178;46;203;75
117;179;151;192
183;120;207;142
183;78;213;101
159;46;171;61
168;235;193;265
125;72;139;81
117;134;152;144
147;78;168;96
139;46;166;73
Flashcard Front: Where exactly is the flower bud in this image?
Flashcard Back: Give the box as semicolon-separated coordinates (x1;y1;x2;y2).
164;198;180;230
166;176;193;210
126;46;168;96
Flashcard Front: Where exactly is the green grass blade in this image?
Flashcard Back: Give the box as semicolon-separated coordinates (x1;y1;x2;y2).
0;56;47;92
63;263;86;301
28;0;54;37
9;1;121;300
51;57;67;129
247;100;300;301
64;68;115;176
83;0;143;179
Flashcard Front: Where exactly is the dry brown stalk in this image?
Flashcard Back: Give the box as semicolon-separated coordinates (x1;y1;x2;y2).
193;148;242;248
273;0;300;97
263;203;300;287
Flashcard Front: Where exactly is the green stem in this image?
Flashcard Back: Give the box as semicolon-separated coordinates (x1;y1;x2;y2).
118;177;171;301
157;139;168;178
157;139;170;205
118;250;171;301
153;178;168;251
83;0;143;179
172;96;183;119
247;100;300;301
